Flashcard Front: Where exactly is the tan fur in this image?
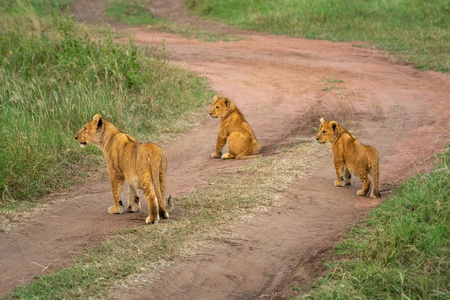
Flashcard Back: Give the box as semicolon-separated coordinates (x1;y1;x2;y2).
316;118;381;198
209;95;261;160
75;114;170;224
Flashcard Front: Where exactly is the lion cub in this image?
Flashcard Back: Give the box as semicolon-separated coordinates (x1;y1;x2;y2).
316;118;381;198
209;95;261;160
75;114;170;224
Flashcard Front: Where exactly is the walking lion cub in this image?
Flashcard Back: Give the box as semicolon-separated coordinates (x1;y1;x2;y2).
316;118;381;198
209;95;261;159
75;114;170;224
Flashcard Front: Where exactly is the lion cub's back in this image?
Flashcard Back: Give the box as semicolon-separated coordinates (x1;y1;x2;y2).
358;144;379;164
137;142;167;167
228;111;256;138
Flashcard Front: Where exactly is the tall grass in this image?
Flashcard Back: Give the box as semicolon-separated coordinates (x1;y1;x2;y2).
0;2;212;206
187;0;450;72
301;148;450;299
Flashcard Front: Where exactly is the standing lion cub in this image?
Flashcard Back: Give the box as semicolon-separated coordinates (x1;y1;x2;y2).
316;117;381;198
209;95;261;159
75;114;170;224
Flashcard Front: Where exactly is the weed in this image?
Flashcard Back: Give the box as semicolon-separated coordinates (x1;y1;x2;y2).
321;77;345;92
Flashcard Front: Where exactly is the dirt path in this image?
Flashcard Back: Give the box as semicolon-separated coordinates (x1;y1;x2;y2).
1;1;449;298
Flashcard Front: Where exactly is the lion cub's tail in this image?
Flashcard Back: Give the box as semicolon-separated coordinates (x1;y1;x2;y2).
370;148;381;198
167;195;174;210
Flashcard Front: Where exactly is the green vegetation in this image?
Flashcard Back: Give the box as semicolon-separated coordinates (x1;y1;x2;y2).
2;0;448;298
6;140;326;299
187;0;450;72
106;0;165;26
300;148;450;299
0;1;212;207
106;0;240;42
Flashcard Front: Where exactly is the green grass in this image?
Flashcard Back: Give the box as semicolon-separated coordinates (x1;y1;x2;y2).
187;0;450;72
5;139;326;299
106;0;165;26
299;148;450;299
106;0;240;42
0;1;212;207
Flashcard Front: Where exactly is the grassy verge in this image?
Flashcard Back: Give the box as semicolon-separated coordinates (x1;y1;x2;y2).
106;0;240;42
187;0;450;72
0;1;212;208
5;139;326;299
298;148;450;299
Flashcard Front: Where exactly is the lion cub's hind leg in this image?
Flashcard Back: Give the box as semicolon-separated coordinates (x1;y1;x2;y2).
143;183;159;224
127;184;141;213
356;173;371;197
223;132;245;159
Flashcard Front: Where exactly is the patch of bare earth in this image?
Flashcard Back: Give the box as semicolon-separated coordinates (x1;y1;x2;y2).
0;0;448;298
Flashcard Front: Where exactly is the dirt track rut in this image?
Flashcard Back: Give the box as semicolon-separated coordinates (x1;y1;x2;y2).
0;0;448;299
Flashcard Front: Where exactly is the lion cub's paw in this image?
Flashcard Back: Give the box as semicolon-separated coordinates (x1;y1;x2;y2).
370;192;381;199
146;215;160;224
334;180;345;187
221;153;235;159
356;189;368;196
108;205;125;214
127;196;140;213
160;211;169;219
211;152;222;158
127;205;140;213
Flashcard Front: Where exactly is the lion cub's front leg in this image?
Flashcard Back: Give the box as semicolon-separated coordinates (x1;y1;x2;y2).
127;184;141;213
333;159;346;187
211;133;227;158
344;166;352;185
108;177;126;214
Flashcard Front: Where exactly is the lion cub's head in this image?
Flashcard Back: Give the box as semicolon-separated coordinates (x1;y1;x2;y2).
316;117;339;144
75;114;103;148
209;95;233;118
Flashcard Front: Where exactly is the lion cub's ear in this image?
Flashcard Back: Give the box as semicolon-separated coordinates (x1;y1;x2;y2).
320;117;325;124
330;121;338;132
93;114;103;128
224;98;230;108
213;95;221;104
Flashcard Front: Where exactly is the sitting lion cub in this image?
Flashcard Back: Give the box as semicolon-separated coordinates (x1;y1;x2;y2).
316;117;381;198
209;95;261;159
75;114;170;224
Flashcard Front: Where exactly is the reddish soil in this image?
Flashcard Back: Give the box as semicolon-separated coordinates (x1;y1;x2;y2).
1;0;449;299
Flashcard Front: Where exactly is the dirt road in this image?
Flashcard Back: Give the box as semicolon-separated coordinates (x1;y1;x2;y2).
1;0;448;298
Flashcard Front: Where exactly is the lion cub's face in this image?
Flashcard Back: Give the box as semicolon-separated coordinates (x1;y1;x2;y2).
316;118;338;144
209;96;230;118
75;114;103;148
